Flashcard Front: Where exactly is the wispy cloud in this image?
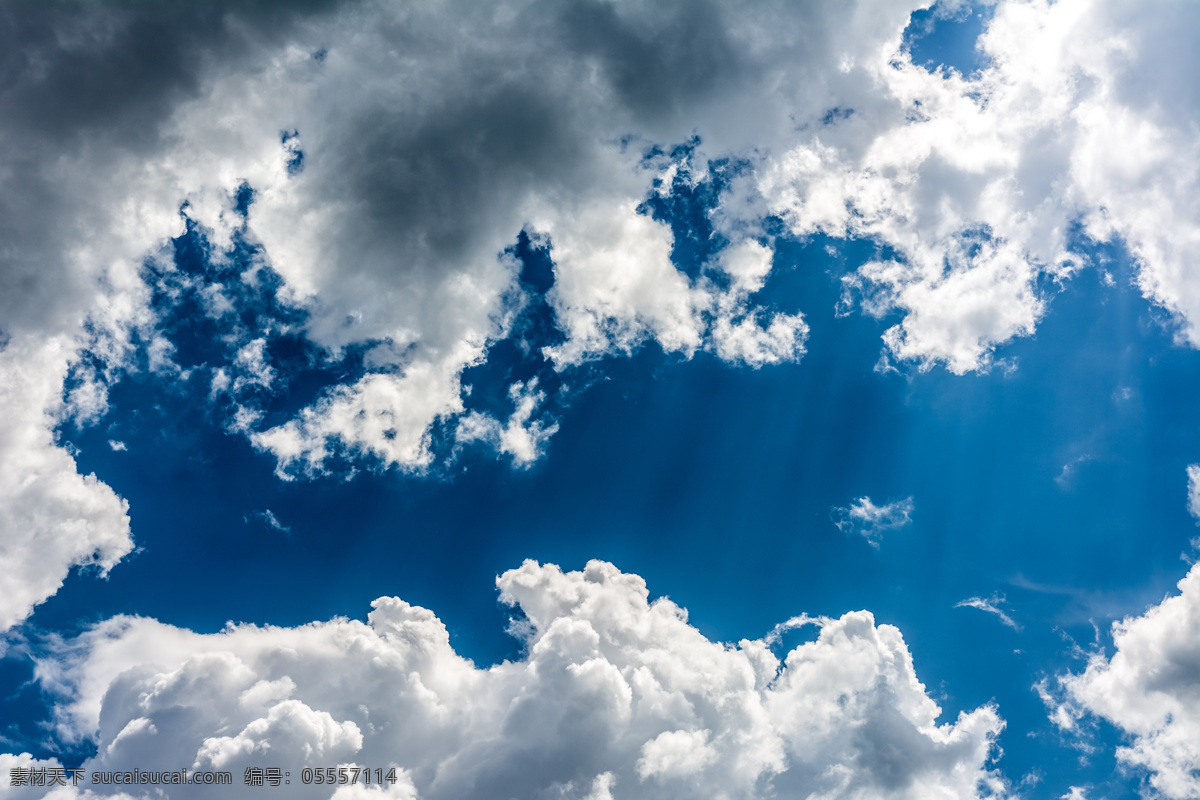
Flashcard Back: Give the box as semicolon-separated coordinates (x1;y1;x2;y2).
763;613;820;646
831;496;914;548
1187;464;1200;522
1055;453;1093;488
955;594;1022;632
246;509;290;535
107;440;127;452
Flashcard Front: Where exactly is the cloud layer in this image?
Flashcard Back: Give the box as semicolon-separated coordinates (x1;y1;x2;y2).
8;561;1007;800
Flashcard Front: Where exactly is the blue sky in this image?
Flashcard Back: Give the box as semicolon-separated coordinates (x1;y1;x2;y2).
2;3;1200;800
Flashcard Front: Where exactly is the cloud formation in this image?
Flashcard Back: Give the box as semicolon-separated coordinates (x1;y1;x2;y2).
1046;562;1200;800
1187;464;1200;523
832;496;916;547
746;0;1200;373
8;561;1010;800
954;595;1022;632
0;337;132;632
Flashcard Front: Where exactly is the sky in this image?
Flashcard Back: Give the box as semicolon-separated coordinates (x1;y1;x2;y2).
1;1;1199;799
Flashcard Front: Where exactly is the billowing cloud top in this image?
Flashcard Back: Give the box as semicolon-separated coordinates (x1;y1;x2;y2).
1046;562;1200;800
9;560;1006;800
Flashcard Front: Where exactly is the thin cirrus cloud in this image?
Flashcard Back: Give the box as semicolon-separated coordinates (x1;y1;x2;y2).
252;510;290;535
954;594;1023;632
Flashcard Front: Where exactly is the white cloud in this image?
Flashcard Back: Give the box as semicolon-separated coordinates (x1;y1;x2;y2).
250;356;475;478
1046;562;1200;800
709;240;810;368
539;197;706;367
955;595;1022;632
0;337;133;633
636;729;718;782
832;496;915;547
747;0;1200;373
1056;454;1094;489
455;379;559;468
19;561;1009;799
249;510;289;535
231;339;276;394
187;0;892;475
1187;464;1200;523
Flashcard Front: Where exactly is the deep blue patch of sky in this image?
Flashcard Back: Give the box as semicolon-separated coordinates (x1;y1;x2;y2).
455;229;569;446
639;137;742;284
904;1;993;77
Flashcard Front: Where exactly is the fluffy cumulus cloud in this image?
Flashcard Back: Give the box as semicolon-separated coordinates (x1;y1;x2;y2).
0;337;133;633
2;561;1007;800
748;0;1200;373
1046;562;1200;799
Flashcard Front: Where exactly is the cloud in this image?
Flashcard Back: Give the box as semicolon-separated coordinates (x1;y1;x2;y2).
832;496;915;547
455;379;560;468
746;0;1200;373
16;561;1010;799
1055;454;1093;488
954;595;1023;632
1045;562;1200;800
182;0;863;476
248;510;290;535
0;337;133;633
1187;464;1200;523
